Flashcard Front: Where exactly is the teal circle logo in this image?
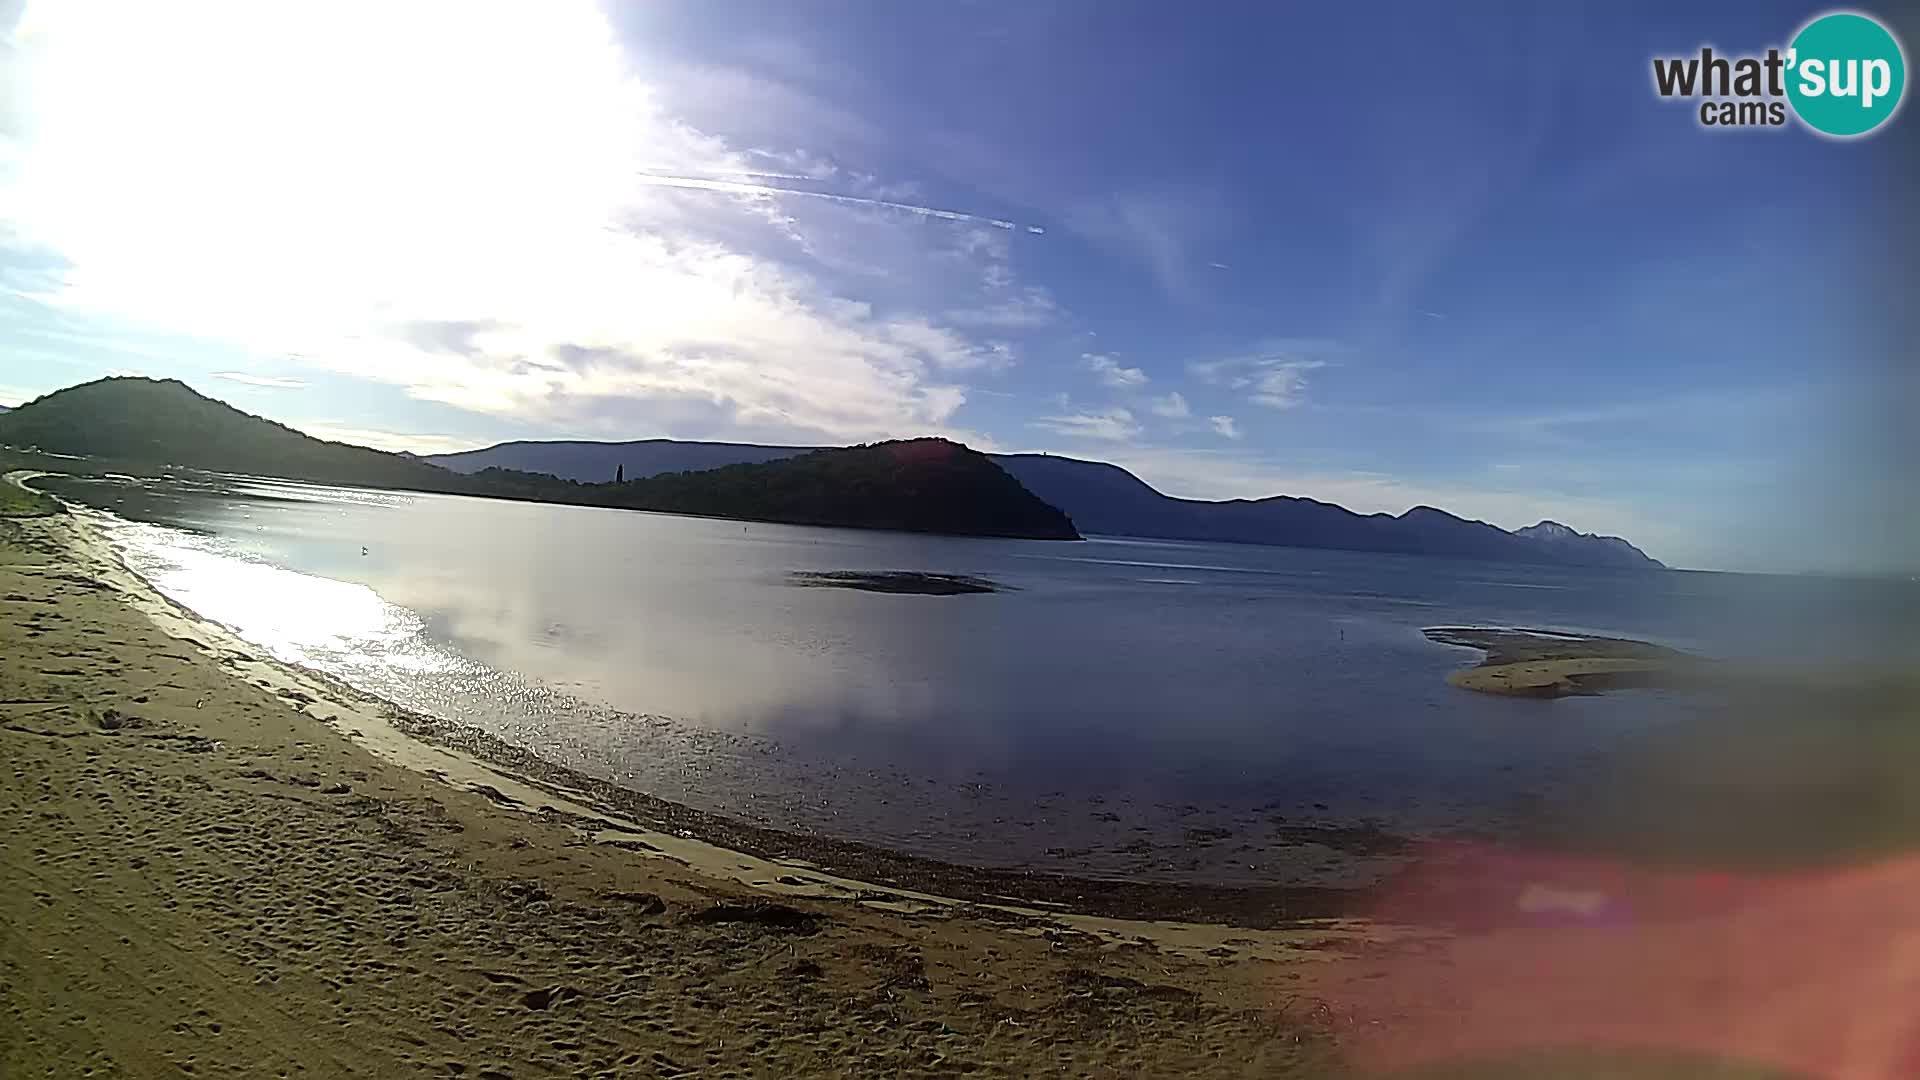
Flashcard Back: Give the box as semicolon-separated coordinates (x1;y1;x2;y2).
1786;11;1907;137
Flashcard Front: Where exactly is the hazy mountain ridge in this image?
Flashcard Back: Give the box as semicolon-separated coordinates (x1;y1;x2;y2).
0;379;1077;541
431;438;813;481
428;439;1663;568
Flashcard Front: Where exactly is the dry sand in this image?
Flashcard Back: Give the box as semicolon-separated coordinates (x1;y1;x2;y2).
0;504;1368;1078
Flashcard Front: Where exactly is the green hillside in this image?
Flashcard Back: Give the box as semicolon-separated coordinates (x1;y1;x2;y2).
0;378;1079;540
0;378;455;489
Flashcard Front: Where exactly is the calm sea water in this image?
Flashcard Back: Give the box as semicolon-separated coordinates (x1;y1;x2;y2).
43;473;1920;884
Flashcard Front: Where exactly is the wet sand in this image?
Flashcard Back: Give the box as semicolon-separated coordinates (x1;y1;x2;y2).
1425;626;1710;698
0;497;1377;1077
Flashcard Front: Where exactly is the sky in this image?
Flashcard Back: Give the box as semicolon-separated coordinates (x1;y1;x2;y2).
0;1;1913;573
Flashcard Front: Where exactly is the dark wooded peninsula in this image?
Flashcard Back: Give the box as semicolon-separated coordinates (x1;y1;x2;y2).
0;378;1081;541
433;435;1664;569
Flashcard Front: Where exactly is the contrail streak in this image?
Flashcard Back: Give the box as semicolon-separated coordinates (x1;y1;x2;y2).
631;171;1046;235
644;166;820;183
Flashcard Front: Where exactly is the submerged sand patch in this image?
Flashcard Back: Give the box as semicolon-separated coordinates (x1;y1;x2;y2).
788;569;1005;595
1425;626;1711;698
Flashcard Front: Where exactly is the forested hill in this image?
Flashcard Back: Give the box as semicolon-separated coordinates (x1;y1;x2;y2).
0;377;458;489
592;439;1078;539
0;378;1079;541
429;433;1663;568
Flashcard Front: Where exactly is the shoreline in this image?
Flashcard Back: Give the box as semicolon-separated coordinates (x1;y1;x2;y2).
1;483;1380;1076
24;466;1476;898
24;470;1895;1075
40;476;1411;949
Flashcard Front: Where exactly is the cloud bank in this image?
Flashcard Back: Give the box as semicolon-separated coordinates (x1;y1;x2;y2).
0;0;1041;445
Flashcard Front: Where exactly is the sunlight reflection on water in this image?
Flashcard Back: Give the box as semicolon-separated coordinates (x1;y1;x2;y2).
103;517;482;690
62;471;1916;887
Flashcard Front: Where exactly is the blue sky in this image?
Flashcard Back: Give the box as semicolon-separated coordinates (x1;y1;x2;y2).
0;1;1911;571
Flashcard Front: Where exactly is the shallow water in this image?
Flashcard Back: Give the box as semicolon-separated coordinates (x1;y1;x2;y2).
43;473;1920;884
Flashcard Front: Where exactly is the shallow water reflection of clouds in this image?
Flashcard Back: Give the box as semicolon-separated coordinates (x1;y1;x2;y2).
52;473;1920;884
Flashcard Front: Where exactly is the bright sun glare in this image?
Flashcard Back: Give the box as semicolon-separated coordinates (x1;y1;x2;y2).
10;1;649;352
6;1;983;440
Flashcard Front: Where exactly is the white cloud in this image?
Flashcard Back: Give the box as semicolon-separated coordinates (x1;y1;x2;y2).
212;371;307;389
0;0;1033;446
884;317;1014;372
946;287;1057;330
1207;414;1241;439
0;383;50;407
1189;343;1334;409
290;421;482;456
1033;406;1140;442
1083;352;1148;389
1245;362;1320;408
1148;391;1190;418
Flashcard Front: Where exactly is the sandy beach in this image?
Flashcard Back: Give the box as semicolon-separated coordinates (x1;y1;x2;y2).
0;499;1367;1077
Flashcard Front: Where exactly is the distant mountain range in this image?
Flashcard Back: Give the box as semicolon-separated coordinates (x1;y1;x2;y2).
0;378;1077;541
994;454;1660;568
0;377;1658;565
431;438;807;480
430;439;1663;569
